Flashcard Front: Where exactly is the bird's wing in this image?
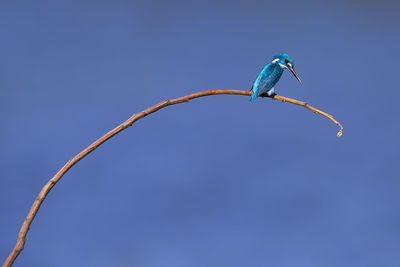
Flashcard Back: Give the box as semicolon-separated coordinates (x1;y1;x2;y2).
252;64;274;95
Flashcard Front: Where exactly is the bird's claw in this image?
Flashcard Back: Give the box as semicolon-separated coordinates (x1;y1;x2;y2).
260;92;276;98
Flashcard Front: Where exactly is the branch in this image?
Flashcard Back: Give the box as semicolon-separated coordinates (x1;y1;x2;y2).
272;94;343;136
3;90;342;267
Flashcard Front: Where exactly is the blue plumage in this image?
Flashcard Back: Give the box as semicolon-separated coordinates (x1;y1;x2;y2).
250;53;301;102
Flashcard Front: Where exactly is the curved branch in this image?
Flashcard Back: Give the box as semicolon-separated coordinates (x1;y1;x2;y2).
3;89;342;267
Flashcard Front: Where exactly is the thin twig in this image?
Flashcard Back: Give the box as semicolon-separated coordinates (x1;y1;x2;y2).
273;94;343;136
3;89;342;267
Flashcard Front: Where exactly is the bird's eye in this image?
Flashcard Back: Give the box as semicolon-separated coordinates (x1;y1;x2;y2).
285;59;289;63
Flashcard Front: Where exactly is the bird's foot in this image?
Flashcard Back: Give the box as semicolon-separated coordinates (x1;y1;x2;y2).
260;92;277;98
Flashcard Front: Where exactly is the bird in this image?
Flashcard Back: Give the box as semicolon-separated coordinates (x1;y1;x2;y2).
250;53;301;102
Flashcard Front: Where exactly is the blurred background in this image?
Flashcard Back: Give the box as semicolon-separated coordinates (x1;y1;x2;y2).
1;0;399;266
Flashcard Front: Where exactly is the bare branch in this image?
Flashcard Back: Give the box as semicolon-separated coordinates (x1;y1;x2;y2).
3;89;342;267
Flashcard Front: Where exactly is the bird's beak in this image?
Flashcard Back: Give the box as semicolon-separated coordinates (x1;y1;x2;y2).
288;66;302;83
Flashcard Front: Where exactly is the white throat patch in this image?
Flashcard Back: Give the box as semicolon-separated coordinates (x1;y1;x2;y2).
278;63;287;69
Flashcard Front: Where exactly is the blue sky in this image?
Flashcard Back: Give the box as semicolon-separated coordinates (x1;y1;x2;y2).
1;0;399;266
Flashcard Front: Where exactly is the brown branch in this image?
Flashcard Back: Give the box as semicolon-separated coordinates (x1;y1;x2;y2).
3;89;342;267
272;94;343;136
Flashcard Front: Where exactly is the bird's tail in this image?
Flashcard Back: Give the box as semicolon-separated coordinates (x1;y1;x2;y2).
250;86;257;102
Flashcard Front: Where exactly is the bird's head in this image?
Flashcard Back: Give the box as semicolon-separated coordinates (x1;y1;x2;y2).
272;53;301;83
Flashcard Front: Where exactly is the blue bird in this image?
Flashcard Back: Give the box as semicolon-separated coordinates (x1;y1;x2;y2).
250;53;301;102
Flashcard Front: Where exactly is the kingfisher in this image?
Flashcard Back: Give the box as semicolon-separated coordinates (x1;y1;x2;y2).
250;53;301;102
